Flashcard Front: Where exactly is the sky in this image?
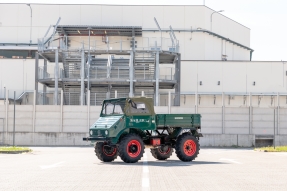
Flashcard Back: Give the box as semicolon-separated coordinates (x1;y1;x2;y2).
0;0;286;61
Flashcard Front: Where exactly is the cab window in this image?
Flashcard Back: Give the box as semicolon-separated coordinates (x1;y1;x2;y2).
129;101;150;114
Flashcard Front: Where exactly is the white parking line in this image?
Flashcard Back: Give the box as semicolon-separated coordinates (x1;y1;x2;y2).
142;153;150;191
39;161;65;169
219;158;242;164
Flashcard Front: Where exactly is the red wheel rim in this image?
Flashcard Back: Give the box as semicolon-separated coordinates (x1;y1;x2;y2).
127;140;141;158
158;147;171;155
102;146;117;157
183;140;196;156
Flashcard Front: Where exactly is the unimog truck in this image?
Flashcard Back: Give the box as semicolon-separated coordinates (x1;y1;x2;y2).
83;97;202;163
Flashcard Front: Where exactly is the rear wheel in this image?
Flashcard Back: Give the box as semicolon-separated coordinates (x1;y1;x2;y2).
118;133;144;163
150;146;173;160
175;134;199;162
95;142;118;162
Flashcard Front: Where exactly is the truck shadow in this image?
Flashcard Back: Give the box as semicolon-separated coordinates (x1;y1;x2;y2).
100;160;227;167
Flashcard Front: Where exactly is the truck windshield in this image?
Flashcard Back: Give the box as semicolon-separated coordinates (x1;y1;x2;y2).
101;100;126;115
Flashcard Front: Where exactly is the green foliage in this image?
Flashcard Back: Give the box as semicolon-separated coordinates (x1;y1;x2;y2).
255;146;287;152
0;146;32;152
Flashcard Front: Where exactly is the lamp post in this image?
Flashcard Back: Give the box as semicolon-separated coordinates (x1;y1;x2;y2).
210;10;224;32
27;4;32;44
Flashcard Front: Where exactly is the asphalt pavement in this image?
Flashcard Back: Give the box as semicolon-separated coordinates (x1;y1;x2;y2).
0;147;287;191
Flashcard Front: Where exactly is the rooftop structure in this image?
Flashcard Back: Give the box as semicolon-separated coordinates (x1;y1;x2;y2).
36;23;181;106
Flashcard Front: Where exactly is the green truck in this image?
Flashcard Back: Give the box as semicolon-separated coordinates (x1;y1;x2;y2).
83;97;202;163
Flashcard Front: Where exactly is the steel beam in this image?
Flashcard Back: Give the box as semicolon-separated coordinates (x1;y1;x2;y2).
35;52;39;104
174;54;181;106
129;51;134;97
222;92;225;134
155;51;159;106
80;45;85;105
43;59;47;104
54;49;59;105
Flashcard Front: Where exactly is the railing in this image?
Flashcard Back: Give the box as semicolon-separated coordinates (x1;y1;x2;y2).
38;36;178;53
37;92;61;105
39;65;174;81
63;92;82;105
38;67;64;79
3;90;287;108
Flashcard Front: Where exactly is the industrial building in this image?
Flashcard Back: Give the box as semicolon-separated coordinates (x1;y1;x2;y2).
0;3;286;146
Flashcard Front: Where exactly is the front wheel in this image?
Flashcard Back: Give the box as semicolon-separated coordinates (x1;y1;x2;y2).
175;134;199;162
118;133;145;163
95;142;118;162
151;146;173;160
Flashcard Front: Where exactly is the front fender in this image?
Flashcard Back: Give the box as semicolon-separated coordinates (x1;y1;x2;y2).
111;128;147;144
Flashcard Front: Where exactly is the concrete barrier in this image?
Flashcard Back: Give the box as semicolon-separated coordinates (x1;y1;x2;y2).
0;104;287;146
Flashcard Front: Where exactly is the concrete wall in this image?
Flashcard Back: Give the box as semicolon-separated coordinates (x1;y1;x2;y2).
0;102;286;146
0;4;250;61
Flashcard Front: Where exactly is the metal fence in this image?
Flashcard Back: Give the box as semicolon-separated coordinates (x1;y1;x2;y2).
38;36;178;53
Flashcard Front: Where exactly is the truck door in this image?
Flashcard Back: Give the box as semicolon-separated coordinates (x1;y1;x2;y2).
126;100;156;130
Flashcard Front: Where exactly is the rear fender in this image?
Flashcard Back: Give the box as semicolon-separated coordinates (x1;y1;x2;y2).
171;127;199;139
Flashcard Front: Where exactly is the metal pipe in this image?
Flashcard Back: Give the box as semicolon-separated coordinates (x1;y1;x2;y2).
54;49;59;105
155;51;159;106
27;4;32;44
13;91;15;146
274;108;276;149
5;89;8;144
88;28;91;92
80;43;85;105
129;51;134;97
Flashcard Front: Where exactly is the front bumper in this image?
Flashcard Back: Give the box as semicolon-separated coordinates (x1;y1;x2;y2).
83;137;111;141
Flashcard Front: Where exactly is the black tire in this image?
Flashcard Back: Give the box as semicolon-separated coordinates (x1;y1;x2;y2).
150;146;173;160
175;134;199;162
95;142;118;162
118;133;145;163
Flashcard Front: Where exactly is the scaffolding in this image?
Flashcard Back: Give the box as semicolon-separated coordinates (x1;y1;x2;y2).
36;25;181;106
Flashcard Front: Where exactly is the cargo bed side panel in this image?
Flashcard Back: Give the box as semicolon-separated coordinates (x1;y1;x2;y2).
156;114;201;127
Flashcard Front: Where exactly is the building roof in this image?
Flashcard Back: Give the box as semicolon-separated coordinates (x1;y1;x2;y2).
55;25;142;36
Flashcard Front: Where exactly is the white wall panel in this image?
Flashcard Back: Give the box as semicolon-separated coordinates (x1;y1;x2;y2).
60;5;81;25
180;61;197;92
17;4;32;27
0;4;19;26
222;62;247;92
101;6;123;26
163;6;184;29
184;6;205;30
0;59;38;98
80;5;102;25
0;27;18;43
17;27;31;43
142;6;164;28
32;5;60;27
197;61;223;92
122;6;143;26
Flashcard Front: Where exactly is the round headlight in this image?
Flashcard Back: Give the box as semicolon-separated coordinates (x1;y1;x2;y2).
90;130;93;135
105;130;108;135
